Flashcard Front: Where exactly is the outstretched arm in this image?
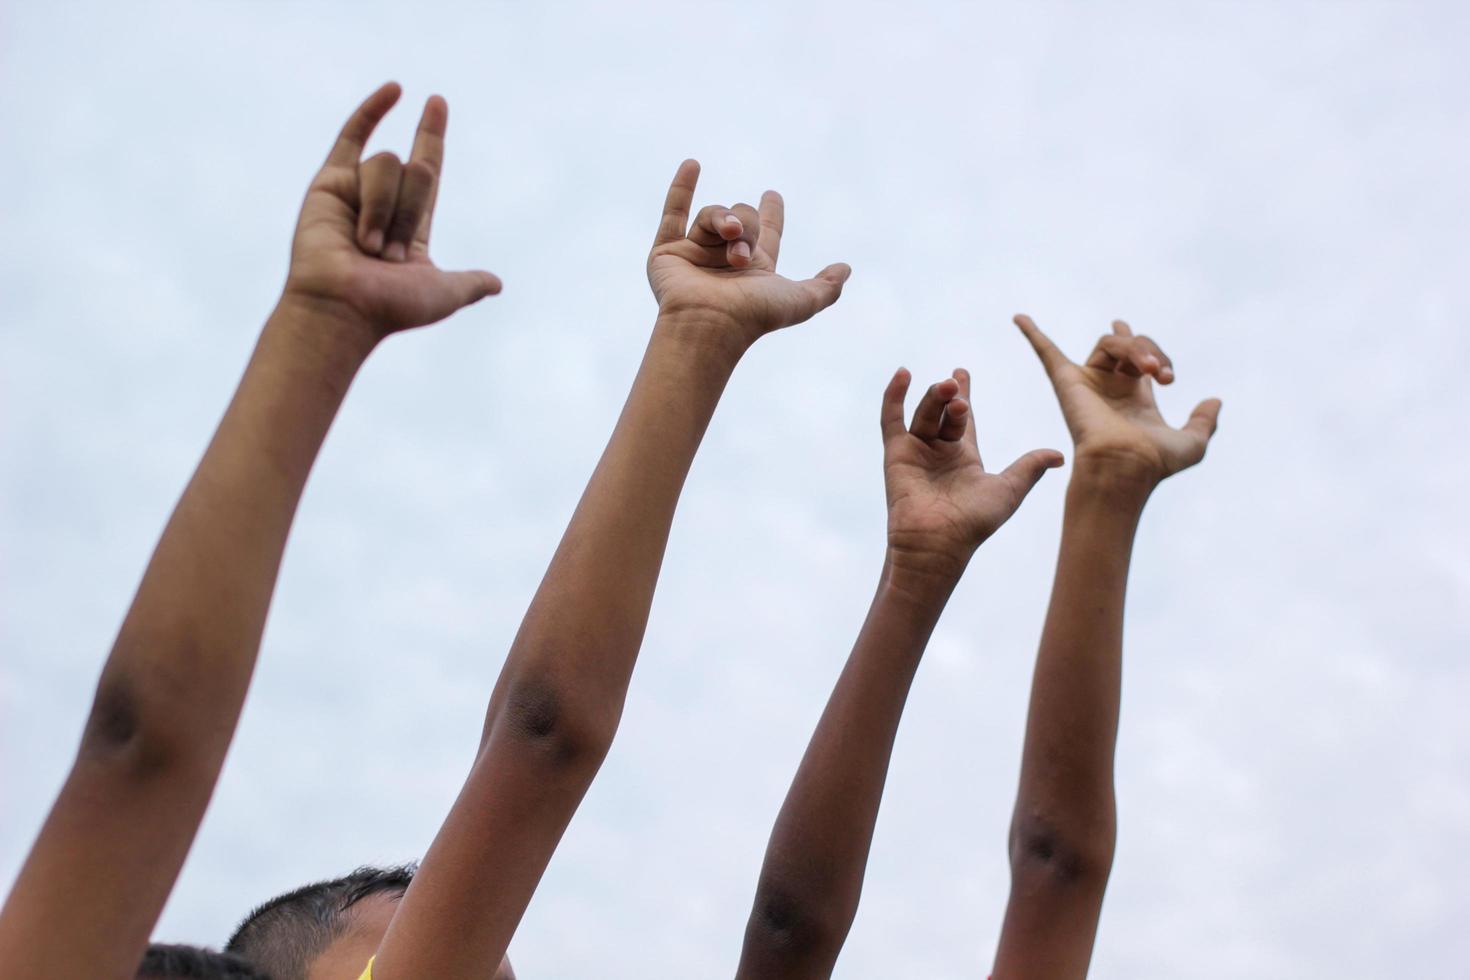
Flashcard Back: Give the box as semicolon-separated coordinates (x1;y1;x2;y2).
0;83;498;980
737;369;1062;979
370;162;851;980
992;316;1220;980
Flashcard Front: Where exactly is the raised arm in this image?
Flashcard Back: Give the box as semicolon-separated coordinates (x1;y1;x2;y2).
0;83;498;980
736;369;1061;979
369;162;850;980
991;316;1220;979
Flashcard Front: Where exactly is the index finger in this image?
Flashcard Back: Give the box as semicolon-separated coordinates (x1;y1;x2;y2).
653;159;701;247
880;368;912;442
325;82;402;169
1013;313;1072;382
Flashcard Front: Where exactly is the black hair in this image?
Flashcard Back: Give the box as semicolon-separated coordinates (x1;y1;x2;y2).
224;865;415;980
137;943;270;979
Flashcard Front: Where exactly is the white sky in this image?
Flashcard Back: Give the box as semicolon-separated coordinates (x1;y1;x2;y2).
3;2;1469;978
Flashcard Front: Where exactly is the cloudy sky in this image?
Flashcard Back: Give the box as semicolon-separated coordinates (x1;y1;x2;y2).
3;2;1469;977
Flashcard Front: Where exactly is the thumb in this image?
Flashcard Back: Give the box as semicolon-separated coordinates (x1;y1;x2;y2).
1183;397;1222;444
438;269;503;313
786;262;851;327
999;448;1066;502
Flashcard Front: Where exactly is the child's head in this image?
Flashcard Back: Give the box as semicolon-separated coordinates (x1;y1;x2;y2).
226;865;515;980
137;943;268;979
225;866;410;980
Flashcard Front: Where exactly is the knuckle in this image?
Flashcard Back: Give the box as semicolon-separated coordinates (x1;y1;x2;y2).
360;200;393;224
404;158;436;181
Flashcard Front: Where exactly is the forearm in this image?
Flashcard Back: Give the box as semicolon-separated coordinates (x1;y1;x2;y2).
1010;466;1150;863
0;302;370;979
997;314;1218;978
482;313;741;741
96;303;370;759
376;314;742;979
737;559;955;979
991;468;1150;980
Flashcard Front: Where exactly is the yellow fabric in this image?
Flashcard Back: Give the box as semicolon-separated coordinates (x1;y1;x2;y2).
357;957;374;980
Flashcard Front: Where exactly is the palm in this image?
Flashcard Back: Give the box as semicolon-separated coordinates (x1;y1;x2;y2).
648;244;822;338
880;370;1062;561
885;438;1031;552
290;180;472;331
1053;365;1204;477
281;84;499;340
1015;316;1221;481
646;161;848;346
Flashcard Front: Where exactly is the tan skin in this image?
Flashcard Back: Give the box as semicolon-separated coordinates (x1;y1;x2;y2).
0;81;498;980
365;162;849;979
993;314;1220;979
307;895;519;980
736;369;1063;978
732;315;1218;979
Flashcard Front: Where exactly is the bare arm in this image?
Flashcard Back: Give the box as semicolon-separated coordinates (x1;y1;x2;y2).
372;162;851;979
0;82;498;980
737;370;1061;979
992;316;1220;979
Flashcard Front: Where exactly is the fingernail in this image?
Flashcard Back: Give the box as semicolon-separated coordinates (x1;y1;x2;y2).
384;241;406;262
731;241;751;262
1159;366;1174;381
364;230;384;254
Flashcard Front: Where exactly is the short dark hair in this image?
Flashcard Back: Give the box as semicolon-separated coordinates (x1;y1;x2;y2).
224;865;414;980
137;943;269;979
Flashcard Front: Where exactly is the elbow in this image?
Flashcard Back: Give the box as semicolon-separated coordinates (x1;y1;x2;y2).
1008;810;1117;889
77;670;195;781
740;878;849;973
495;674;618;773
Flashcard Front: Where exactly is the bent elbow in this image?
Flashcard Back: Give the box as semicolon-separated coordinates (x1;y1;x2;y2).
740;880;848;973
77;671;195;781
1008;811;1116;888
496;675;618;773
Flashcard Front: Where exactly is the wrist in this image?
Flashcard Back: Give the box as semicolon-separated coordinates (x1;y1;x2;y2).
265;296;378;376
1065;465;1153;527
1070;453;1160;504
651;308;754;366
881;542;968;606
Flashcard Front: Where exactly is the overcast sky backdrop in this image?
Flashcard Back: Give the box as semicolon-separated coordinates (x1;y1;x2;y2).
3;3;1469;978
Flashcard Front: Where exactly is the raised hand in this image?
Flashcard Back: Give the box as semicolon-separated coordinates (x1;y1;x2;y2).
881;368;1063;575
647;159;850;349
1014;314;1221;485
284;82;501;341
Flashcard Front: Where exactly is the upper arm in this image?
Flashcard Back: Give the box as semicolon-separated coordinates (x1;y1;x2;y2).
0;711;225;980
368;676;617;979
